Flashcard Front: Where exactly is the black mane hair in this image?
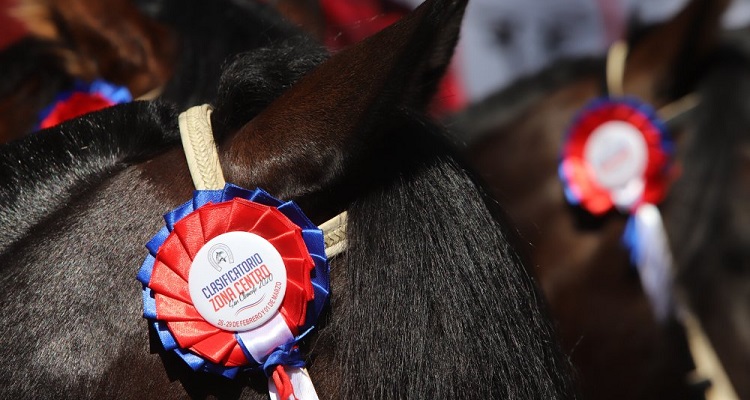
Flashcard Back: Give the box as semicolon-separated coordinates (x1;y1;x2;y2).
0;100;178;254
337;113;576;398
134;0;317;109
665;36;750;312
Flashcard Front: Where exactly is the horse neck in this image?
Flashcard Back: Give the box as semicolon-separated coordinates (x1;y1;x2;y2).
0;101;179;255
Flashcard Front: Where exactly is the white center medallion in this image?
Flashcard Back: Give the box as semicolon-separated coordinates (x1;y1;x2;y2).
188;231;287;332
584;120;648;209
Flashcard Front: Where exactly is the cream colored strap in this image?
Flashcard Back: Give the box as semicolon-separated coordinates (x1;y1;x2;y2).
606;40;629;97
681;310;739;400
178;104;226;190
319;212;347;259
658;93;700;124
177;104;347;255
135;86;165;101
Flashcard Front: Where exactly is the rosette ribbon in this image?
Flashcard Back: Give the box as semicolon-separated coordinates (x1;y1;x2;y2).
559;97;676;320
137;183;330;383
559;97;673;215
37;79;132;130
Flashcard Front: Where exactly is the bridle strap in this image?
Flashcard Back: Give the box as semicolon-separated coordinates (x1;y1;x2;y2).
682;311;740;400
178;104;348;254
135;86;165;101
606;40;629;97
178;104;226;190
319;211;347;259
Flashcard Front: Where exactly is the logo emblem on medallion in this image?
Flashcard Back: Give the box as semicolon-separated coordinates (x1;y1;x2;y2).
208;243;233;271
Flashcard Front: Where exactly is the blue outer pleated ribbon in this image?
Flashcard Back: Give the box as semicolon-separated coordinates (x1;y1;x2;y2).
137;183;331;378
36;79;132;130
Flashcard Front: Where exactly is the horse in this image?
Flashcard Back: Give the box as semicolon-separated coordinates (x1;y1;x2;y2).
455;0;750;398
0;0;577;398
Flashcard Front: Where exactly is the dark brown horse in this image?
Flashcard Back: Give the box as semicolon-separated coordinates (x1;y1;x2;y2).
0;0;577;398
457;0;749;398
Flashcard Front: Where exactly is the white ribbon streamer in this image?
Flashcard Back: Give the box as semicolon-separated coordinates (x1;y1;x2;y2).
237;314;318;399
236;313;295;362
630;204;673;321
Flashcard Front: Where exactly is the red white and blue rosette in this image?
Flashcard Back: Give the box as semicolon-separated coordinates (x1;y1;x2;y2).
37;79;132;130
137;183;330;379
558;97;674;215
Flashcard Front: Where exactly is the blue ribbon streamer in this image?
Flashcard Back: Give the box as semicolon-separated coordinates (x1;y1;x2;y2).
622;214;640;269
262;342;307;377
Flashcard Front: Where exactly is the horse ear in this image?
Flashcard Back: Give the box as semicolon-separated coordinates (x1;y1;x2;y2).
220;0;467;197
623;0;730;103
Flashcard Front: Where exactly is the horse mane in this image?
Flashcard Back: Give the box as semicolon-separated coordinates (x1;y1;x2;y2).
0;101;178;254
666;37;750;293
338;112;576;397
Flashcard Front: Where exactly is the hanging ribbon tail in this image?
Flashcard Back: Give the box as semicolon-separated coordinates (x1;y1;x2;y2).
269;366;320;400
623;203;674;321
